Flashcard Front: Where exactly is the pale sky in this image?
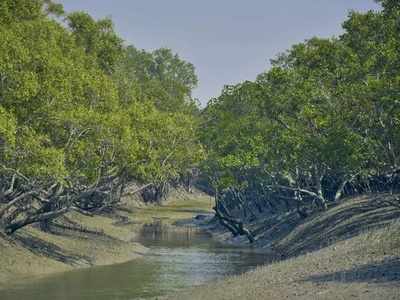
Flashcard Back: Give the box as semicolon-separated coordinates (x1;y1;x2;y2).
58;1;381;105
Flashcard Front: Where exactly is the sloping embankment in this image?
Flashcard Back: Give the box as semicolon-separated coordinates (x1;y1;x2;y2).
170;194;400;300
0;210;147;288
0;189;212;289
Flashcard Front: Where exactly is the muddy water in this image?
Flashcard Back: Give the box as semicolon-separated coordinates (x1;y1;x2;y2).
1;222;269;300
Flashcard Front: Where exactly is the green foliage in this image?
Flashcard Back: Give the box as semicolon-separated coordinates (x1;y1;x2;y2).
201;2;400;204
124;103;203;184
67;12;123;74
0;107;16;162
15;127;67;181
114;46;199;113
0;1;202;192
0;0;43;24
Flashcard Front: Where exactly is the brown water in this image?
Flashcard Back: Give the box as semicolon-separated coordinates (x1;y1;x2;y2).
1;223;269;300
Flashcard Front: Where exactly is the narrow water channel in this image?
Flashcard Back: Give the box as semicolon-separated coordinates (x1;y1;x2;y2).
2;222;269;300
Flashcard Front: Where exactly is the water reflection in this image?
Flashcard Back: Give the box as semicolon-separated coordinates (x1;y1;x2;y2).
1;221;269;300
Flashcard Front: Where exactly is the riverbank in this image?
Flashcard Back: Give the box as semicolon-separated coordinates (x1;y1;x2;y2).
0;188;213;289
2;191;399;299
0;211;146;288
170;194;400;299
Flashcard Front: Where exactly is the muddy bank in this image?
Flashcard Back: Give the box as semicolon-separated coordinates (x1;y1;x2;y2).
0;191;213;289
0;210;148;288
169;221;400;300
169;194;400;300
190;195;400;256
1;217;270;300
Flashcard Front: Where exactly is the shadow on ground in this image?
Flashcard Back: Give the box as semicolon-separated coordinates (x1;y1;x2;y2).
13;231;92;266
252;194;400;257
302;257;400;284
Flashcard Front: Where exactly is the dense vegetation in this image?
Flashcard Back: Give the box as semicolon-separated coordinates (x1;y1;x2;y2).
1;0;399;238
200;0;400;239
0;0;202;234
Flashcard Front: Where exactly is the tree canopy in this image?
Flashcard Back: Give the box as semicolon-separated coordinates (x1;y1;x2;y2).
200;0;400;224
1;0;399;236
0;0;202;234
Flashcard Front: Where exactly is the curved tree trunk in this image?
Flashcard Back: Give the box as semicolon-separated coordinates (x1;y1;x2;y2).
5;207;69;235
213;198;255;243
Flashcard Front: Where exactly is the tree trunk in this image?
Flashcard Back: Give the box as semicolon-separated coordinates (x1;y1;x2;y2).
334;179;348;202
0;191;36;219
5;207;69;235
213;199;255;243
314;170;327;211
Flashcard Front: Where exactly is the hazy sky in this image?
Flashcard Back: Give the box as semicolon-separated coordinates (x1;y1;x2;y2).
58;0;380;105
